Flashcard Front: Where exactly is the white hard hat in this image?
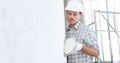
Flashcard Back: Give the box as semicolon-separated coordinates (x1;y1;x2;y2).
65;0;83;12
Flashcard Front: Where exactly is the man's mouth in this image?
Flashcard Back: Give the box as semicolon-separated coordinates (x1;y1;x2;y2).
69;19;74;22
69;19;74;21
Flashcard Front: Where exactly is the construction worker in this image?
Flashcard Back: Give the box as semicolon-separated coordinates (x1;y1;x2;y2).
64;0;100;63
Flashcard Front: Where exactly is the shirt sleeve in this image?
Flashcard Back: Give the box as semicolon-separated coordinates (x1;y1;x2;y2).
83;26;99;51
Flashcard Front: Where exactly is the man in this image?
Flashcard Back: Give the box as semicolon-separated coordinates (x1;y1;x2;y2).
64;0;100;63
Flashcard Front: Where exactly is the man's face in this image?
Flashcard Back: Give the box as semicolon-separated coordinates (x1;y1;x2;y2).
67;10;81;25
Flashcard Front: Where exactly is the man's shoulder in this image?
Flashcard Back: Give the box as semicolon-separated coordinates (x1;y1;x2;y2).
78;23;94;32
78;23;89;29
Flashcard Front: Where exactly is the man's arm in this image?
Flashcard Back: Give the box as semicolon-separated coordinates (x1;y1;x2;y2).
81;45;99;57
81;27;99;57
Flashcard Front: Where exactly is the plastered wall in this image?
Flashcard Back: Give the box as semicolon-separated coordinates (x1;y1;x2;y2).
0;0;66;63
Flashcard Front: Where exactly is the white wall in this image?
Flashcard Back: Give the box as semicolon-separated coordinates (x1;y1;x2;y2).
0;0;66;63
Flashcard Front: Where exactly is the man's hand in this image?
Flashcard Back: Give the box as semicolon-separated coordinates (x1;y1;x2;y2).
71;42;83;54
64;38;83;56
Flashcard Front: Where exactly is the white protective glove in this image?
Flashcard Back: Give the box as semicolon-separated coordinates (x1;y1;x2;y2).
64;38;83;56
71;42;83;54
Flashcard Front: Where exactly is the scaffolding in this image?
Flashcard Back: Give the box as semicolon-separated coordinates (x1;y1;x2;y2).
94;10;120;63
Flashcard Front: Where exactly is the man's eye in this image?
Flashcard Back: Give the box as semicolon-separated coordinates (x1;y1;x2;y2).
68;13;72;15
74;14;77;16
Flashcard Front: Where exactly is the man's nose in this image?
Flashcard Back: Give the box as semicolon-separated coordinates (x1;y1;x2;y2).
70;15;74;18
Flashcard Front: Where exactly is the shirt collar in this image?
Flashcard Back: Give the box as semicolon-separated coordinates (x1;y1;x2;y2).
74;21;81;29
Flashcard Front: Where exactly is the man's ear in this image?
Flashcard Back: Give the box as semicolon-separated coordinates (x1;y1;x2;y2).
79;12;82;14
